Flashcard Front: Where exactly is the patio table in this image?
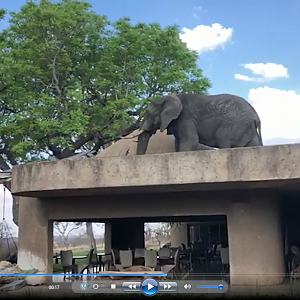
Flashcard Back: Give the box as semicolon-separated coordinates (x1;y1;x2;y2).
54;255;88;265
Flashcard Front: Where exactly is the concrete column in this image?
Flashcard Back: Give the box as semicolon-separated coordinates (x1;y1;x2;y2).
104;222;112;254
17;197;53;273
227;193;285;285
171;223;188;247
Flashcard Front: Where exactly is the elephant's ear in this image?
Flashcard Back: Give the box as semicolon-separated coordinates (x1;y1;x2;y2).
160;94;183;132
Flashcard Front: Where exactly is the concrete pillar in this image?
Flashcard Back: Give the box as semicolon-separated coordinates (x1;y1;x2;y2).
104;222;112;254
17;197;53;273
171;223;188;247
227;193;285;285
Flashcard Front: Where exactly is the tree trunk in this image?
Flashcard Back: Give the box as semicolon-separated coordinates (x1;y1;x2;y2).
86;222;97;251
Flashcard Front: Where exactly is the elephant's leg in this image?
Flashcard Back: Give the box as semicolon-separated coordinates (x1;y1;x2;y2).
245;134;262;147
215;123;253;148
177;121;215;151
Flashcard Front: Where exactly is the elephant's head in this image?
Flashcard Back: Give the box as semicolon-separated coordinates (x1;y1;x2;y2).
134;94;183;154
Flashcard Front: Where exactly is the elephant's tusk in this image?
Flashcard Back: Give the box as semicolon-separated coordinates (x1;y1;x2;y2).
120;129;145;139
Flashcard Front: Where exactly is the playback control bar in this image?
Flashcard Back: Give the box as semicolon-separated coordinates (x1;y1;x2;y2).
72;279;228;295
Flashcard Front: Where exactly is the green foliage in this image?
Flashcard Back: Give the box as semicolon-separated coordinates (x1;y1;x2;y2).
0;0;211;168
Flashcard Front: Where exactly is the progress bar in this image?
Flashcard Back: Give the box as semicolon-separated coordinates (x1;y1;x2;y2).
0;274;167;276
197;284;224;289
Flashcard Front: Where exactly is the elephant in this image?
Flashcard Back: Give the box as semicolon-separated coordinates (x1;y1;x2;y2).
128;93;263;155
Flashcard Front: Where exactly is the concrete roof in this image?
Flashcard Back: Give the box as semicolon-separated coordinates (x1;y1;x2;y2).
10;143;300;198
96;129;175;157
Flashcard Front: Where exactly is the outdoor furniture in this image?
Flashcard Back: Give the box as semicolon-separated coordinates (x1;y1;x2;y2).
144;250;157;270
158;247;173;266
178;249;193;272
60;250;78;280
192;242;208;266
88;248;103;273
158;248;171;259
134;248;145;265
220;247;229;274
111;249;122;270
289;246;300;280
119;250;133;269
161;248;180;278
98;253;113;271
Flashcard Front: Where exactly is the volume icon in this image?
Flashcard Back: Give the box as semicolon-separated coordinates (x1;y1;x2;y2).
184;284;191;289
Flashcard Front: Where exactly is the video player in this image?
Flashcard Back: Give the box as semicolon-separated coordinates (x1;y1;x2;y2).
72;278;228;295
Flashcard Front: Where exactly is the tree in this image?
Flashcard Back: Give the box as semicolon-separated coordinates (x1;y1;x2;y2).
144;223;153;241
153;223;171;247
53;221;82;249
0;0;211;227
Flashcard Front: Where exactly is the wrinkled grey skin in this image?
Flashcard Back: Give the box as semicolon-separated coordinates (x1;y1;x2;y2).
137;93;263;155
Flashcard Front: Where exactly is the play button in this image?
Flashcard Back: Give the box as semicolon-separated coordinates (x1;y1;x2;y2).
141;278;158;295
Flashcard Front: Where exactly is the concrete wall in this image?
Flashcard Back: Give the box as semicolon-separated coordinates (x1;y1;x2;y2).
170;223;188;247
17;190;285;285
227;195;285;285
11;143;300;197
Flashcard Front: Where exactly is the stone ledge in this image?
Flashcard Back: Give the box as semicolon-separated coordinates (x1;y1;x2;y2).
11;144;300;196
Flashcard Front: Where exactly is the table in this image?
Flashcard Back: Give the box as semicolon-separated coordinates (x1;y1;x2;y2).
97;253;113;270
53;254;88;265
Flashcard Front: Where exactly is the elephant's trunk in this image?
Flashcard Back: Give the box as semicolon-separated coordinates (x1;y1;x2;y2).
137;131;152;155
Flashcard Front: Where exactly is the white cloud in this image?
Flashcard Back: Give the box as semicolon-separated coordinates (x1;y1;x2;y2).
179;23;233;54
235;63;289;82
248;86;300;140
234;74;260;82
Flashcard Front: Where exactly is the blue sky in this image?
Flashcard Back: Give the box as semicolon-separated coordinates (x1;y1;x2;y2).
1;0;300;234
2;0;300;97
2;0;300;142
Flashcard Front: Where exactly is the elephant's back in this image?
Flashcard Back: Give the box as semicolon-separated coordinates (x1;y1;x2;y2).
179;93;259;120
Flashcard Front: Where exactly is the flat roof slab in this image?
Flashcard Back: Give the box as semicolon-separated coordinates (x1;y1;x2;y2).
11;144;300;197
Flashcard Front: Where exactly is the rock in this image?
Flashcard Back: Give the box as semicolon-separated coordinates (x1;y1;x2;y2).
25;272;47;286
0;261;12;269
0;261;21;275
0;279;26;292
4;267;21;274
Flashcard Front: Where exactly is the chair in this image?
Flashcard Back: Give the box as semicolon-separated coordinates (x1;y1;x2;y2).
158;247;172;266
170;247;179;257
88;248;103;273
119;250;133;269
144;250;157;270
192;242;207;266
220;247;229;274
101;253;113;271
289;246;300;280
158;248;171;259
111;249;122;270
134;248;145;258
134;248;145;265
179;249;193;272
161;248;180;278
60;250;78;280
